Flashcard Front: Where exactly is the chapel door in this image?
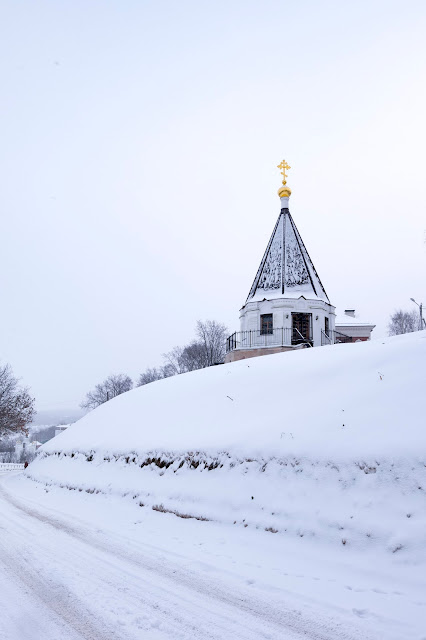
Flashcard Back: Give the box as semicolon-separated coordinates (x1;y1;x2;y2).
292;313;312;345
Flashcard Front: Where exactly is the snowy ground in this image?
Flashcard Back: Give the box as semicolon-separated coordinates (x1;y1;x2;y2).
1;471;425;640
2;333;425;638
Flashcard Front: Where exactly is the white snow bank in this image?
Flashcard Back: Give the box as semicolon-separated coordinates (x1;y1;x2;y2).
27;332;426;556
40;331;425;459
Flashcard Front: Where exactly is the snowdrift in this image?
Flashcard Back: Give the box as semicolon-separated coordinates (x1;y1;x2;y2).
28;332;426;556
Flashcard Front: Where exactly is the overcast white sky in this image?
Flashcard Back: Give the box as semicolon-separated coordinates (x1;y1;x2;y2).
1;0;425;413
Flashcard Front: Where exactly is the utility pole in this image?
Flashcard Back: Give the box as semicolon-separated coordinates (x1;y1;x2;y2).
410;298;425;330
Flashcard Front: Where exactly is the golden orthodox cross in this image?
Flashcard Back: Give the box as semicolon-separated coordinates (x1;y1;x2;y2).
277;159;291;185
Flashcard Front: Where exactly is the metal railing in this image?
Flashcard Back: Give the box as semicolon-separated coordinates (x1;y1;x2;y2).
321;329;352;346
226;328;313;352
0;463;25;472
226;328;354;352
293;327;313;347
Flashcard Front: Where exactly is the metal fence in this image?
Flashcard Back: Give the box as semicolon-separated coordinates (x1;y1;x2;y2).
225;328;353;352
321;330;352;346
226;328;313;352
0;463;25;472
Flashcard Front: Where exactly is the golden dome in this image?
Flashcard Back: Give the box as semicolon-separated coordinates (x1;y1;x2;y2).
277;159;291;198
278;185;292;198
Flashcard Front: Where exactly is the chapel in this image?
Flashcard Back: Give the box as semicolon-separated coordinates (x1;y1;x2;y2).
225;161;345;363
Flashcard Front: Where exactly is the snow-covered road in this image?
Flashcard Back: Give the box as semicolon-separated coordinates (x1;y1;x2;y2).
0;473;422;640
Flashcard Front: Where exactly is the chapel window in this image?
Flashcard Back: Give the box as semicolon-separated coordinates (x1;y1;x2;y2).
260;314;273;335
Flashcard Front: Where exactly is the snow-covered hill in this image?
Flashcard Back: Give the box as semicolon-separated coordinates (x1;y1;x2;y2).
27;332;426;558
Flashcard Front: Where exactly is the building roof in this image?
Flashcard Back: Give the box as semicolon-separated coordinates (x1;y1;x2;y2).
335;310;375;327
246;205;330;305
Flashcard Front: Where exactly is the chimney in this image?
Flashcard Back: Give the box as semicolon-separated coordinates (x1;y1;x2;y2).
344;309;355;318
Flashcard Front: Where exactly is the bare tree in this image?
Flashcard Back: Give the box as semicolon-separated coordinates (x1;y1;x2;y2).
196;320;228;365
162;346;187;376
0;450;13;463
80;374;133;411
0;437;14;461
0;364;35;437
137;319;228;388
161;363;175;379
388;309;418;336
162;341;210;375
136;367;164;387
180;341;208;371
19;447;36;464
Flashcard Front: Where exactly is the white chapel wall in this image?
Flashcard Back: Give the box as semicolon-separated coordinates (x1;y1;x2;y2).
239;297;335;346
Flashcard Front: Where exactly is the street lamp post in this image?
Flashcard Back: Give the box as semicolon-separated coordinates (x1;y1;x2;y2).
410;298;425;330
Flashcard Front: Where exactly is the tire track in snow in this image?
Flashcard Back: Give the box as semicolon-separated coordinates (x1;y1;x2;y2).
0;514;125;640
0;499;276;640
0;482;371;640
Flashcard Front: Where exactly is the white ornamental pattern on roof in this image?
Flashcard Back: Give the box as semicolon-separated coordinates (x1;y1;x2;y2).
256;216;283;292
284;216;309;288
